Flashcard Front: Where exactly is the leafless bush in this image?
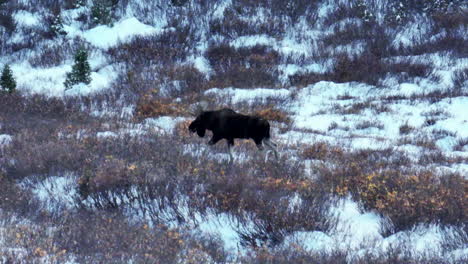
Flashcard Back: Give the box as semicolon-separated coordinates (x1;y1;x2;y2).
206;43;280;88
209;7;284;38
28;44;68;67
407;33;466;56
355;120;384;130
68;131;331;247
0;94;99;179
323;22;370;47
385;61;431;79
399;122;415;135
108;29;192;67
0;173;39;217
453;137;468;151
453;67;467;92
432;10;468;30
290;52;385;86
0;12;16;34
157;64;208;97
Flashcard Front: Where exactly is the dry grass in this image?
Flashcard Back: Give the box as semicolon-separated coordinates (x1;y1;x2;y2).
135;95;188;119
254;107;291;125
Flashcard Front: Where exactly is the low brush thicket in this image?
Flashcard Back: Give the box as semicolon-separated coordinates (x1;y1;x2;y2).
2;95;466;262
312;146;466;231
206;43;280;88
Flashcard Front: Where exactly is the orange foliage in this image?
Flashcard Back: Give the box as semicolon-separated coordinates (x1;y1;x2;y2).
336;170;467;228
136;95;186;119
255;107;291;124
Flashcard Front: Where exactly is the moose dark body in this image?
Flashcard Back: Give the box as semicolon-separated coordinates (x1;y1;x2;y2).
188;108;278;161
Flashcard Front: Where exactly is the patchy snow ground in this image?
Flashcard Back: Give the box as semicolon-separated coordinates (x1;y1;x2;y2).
2;0;467;261
73;17;163;49
284;197;468;262
21;174;468;260
13;10;41;28
205;87;291;105
7;14;165;97
205;81;468;174
0;134;12;148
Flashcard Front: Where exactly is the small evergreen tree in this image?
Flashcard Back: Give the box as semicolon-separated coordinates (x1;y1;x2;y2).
386;1;408;25
64;48;92;89
91;0;118;25
0;64;16;93
356;0;375;23
50;13;67;36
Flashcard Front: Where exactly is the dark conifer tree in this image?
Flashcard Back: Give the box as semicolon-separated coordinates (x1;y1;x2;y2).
64;48;92;89
0;64;16;93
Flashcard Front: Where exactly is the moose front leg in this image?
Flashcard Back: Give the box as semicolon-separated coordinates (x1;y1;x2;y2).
208;135;222;145
254;138;264;151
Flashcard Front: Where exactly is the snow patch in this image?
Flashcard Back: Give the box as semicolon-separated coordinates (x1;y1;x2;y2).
20;173;79;214
144;116;186;134
197;213;240;251
11;62;71;97
72;17;162;49
0;134;12;148
97;131;118;139
205;87;291;105
283;197;467;261
13;10;41;28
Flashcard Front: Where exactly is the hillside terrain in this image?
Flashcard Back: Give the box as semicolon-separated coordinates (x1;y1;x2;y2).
0;0;467;263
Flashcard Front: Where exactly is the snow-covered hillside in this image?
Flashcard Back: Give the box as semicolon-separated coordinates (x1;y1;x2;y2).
0;0;467;263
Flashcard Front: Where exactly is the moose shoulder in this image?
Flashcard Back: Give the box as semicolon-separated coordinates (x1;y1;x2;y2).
188;108;278;161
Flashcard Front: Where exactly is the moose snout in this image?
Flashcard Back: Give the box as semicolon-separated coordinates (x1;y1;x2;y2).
188;124;196;133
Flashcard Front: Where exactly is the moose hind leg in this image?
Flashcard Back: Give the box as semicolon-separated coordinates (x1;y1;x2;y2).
263;139;279;160
264;138;277;147
227;139;234;163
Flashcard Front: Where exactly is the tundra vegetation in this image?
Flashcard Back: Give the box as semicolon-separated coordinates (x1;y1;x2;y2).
0;0;467;263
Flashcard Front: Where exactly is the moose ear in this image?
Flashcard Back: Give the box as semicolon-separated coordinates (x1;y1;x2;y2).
197;127;205;137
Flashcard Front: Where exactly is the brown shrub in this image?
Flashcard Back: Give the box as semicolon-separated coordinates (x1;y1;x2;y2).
174;119;193;138
302;142;344;161
0;173;37;216
289;52;385;86
335;170;466;230
135;96;187;119
432;11;468;30
385;61;430;78
54;211;185;262
159;64;209;97
28;44;68;67
108;29;191;67
206;43;280;88
209;6;285;37
254;107;291;124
